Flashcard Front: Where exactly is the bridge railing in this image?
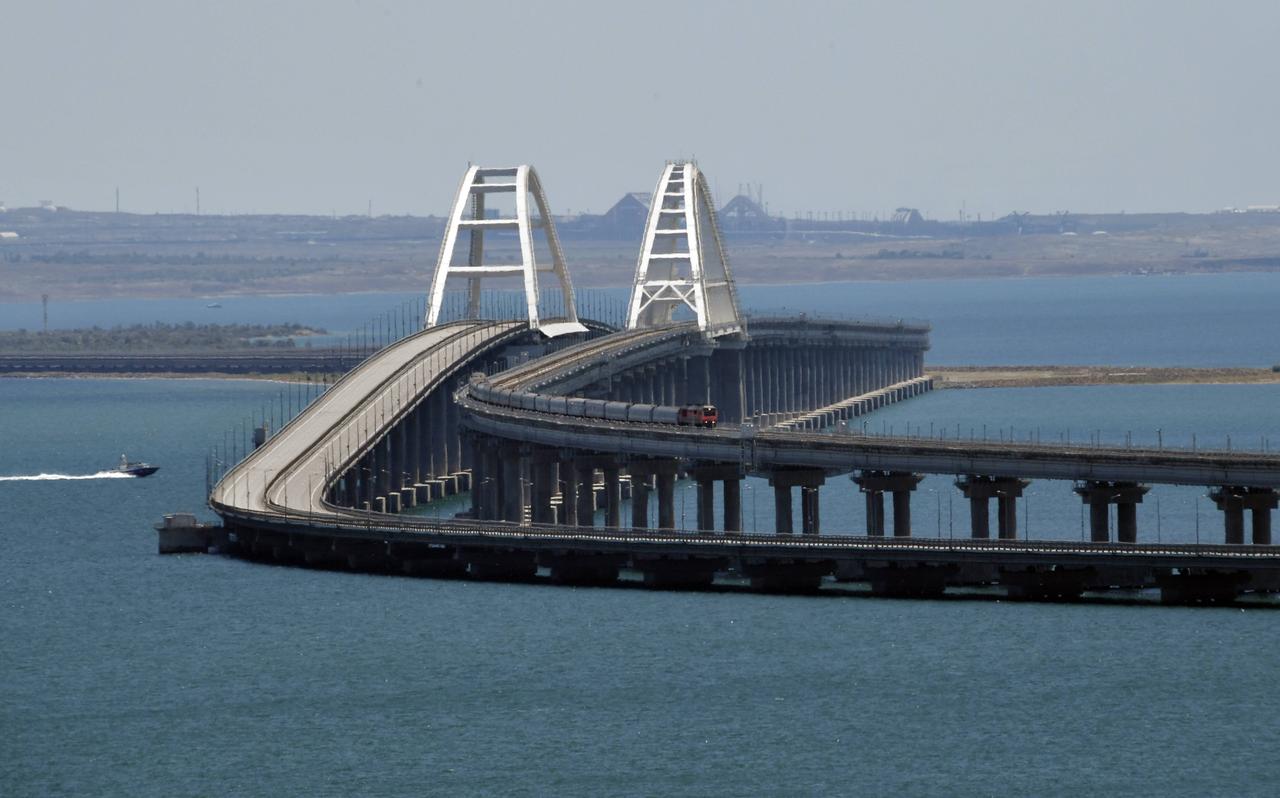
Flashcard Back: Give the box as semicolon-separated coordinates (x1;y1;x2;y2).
212;501;1280;560
826;422;1280;459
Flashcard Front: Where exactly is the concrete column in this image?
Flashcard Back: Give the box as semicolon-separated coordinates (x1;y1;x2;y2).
630;474;650;528
500;445;523;523
405;408;420;485
892;488;912;537
969;495;990;538
481;443;501;521
575;461;596;527
723;477;742;533
696;477;715;531
531;451;557;524
1089;497;1110;541
372;444;388;505
1075;481;1147;543
559;453;579;526
855;471;922;537
1210;488;1247;545
428;389;446;478
657;471;676;530
769;470;824;535
958;477;1029;540
604;467;622;528
390;422;405;491
801;485;821;535
1253;502;1274;545
446;382;462;474
865;489;885;536
712;346;745;423
773;484;793;535
785;347;797;412
467;437;484;518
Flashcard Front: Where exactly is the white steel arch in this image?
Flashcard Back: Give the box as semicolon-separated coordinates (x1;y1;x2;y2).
425;165;585;337
625;161;743;335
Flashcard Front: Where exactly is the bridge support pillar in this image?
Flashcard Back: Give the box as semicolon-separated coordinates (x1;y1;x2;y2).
530;448;558;525
575;461;596;528
604;466;623;528
957;476;1029;539
1075;481;1149;543
628;459;676;530
559;453;579;526
854;471;923;537
657;470;677;530
445;380;462;474
687;356;711;407
711;343;746;423
690;463;742;533
696;477;715;532
723;477;742;533
1211;487;1277;545
479;440;502;521
801;486;821;535
768;470;826;535
500;444;524;524
773;484;793;535
630;476;650;528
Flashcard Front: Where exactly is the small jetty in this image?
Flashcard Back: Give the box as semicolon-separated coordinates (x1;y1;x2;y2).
154;513;227;554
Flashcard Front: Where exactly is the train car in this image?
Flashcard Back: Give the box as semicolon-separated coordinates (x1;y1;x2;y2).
582;399;608;418
676;405;718;428
603;401;631;422
565;397;588;417
516;392;538;411
627;404;656;423
545;396;569;416
651;405;679;425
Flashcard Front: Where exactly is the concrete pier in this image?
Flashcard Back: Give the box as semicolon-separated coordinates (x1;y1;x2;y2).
854;471;922;537
1211;487;1278;544
1075;481;1149;543
957;476;1029;539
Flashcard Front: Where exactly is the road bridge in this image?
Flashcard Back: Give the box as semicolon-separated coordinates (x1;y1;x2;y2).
206;161;1280;605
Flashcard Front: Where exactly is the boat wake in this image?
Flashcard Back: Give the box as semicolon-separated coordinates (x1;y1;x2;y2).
0;470;135;482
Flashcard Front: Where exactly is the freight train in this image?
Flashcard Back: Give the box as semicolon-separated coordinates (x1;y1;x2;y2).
468;380;718;429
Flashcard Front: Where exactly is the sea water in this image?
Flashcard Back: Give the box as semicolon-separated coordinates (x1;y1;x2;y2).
5;275;1280;795
4;272;1280;366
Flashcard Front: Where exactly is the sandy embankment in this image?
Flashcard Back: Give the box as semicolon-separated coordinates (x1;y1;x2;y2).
931;365;1280;389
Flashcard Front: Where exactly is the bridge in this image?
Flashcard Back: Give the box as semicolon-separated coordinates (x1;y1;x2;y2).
208;162;1280;605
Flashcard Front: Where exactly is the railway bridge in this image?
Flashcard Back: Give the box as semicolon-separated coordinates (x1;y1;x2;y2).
209;162;1280;605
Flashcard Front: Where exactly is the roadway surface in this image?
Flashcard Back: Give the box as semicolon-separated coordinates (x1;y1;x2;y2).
212;320;524;519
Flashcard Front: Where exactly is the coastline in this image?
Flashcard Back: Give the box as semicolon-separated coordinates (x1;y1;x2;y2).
931;365;1280;389
5;365;1280;388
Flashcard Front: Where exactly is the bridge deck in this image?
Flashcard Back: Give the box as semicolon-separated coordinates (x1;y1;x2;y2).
212;320;523;518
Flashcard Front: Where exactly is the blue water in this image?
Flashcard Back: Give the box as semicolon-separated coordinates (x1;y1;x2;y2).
5;272;1280;366
4;377;1280;795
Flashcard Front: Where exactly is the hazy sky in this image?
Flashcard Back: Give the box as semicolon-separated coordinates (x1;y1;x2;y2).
3;1;1278;218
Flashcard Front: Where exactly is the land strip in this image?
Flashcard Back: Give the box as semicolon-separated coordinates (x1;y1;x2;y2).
932;365;1280;389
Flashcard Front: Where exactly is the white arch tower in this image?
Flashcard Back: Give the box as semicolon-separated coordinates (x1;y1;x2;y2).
625;161;743;335
425;165;585;337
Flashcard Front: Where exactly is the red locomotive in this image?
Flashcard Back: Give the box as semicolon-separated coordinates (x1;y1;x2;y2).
676;405;718;428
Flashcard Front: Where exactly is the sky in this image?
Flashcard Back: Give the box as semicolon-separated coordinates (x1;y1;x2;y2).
2;0;1278;219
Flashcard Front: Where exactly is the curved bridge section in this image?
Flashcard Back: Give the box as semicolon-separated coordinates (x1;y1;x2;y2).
207;315;1280;603
212;320;529;524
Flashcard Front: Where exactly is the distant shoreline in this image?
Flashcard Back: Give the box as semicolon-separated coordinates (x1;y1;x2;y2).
931;366;1280;389
5;365;1280;388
